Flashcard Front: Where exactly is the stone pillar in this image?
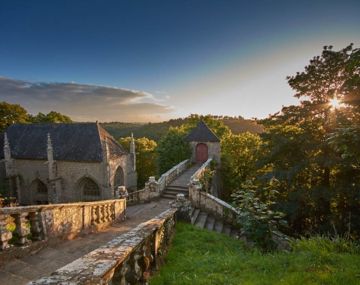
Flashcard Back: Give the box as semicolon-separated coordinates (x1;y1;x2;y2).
47;133;59;203
102;137;112;198
0;214;12;250
14;213;30;245
189;178;202;208
130;133;136;172
4;133;13;177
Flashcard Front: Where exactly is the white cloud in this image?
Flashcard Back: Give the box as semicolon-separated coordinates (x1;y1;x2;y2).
0;76;173;122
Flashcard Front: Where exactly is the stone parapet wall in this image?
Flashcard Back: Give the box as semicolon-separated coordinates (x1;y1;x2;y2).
0;199;126;250
190;184;239;226
29;208;177;285
189;158;238;226
132;159;190;203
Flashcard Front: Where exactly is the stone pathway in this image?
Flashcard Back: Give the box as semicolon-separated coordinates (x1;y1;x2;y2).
168;164;200;188
0;199;171;285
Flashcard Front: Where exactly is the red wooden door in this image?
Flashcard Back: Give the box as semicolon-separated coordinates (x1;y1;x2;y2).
196;143;208;163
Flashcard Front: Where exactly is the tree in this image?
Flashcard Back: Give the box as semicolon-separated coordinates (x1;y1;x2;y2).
0;101;30;131
183;114;231;139
156;127;191;174
31;111;72;123
221;132;262;200
257;44;360;236
118;137;157;187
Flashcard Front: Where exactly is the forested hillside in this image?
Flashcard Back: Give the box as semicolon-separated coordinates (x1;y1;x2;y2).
102;115;262;140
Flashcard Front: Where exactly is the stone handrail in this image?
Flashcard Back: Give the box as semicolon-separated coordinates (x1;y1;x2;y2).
126;188;147;204
190;158;212;184
0;199;126;250
135;159;190;202
189;182;239;226
158;159;190;192
29;208;177;285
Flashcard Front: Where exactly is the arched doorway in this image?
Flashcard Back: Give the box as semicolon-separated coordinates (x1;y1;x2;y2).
29;179;48;205
114;166;125;193
77;177;100;201
196;143;208;163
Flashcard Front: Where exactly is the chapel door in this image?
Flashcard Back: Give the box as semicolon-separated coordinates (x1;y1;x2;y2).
195;143;208;163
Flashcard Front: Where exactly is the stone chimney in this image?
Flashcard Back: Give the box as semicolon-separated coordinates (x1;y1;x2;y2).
4;133;13;176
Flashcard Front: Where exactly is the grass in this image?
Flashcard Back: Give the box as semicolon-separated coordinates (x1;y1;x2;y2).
150;222;360;285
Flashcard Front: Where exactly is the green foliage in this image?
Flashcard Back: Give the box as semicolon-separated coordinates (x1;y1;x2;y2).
150;222;360;285
199;167;215;193
0;101;73;131
0;101;29;131
118;137;157;187
30;111;72;123
156;127;191;174
182;114;232;139
221;132;262;199
232;179;288;251
247;44;360;238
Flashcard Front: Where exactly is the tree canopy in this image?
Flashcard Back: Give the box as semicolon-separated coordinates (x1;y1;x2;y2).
0;101;73;131
119;136;157;187
230;44;360;238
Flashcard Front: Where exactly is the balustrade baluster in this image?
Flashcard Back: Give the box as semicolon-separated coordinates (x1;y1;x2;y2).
13;212;30;245
28;211;43;241
0;214;13;250
101;204;106;223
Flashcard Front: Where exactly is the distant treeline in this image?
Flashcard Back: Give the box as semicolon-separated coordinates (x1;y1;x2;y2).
101;115;263;141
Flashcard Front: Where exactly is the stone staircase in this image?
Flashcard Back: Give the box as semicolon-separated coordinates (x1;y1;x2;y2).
161;164;200;199
190;208;239;238
161;185;188;199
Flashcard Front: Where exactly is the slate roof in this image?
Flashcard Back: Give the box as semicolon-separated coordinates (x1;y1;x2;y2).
0;123;126;162
185;121;220;142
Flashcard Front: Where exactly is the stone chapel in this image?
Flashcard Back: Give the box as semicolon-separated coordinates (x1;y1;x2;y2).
185;121;221;164
0;123;137;205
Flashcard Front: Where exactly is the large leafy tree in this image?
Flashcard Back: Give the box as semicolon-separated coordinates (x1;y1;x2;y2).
118;137;158;187
257;44;360;236
156;127;191;174
0;101;30;131
221;132;262;200
31;111;72;123
183;114;231;139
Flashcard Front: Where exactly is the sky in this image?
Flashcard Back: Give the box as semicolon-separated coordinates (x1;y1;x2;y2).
0;0;359;122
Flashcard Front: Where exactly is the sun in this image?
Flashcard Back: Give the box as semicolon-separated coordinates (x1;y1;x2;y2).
330;98;341;109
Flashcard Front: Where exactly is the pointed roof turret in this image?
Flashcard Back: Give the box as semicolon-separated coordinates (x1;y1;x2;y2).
185;121;220;142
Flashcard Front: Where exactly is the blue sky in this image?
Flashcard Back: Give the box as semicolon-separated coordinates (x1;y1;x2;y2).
0;0;359;122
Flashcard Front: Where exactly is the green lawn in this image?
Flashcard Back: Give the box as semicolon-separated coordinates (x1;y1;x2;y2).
150;223;360;285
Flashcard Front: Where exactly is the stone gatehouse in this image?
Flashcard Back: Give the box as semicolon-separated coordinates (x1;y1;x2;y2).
0;123;137;205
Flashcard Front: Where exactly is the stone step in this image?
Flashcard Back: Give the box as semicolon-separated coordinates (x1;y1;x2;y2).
191;208;200;224
161;193;177;199
163;188;188;195
222;225;231;236
205;216;215;231
166;185;188;190
214;220;224;233
195;212;208;229
230;229;239;239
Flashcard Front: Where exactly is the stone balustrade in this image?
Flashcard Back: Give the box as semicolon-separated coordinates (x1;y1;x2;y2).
189;181;239;226
158;159;190;192
29;208;177;285
0;199;126;250
130;159;190;203
190;158;213;184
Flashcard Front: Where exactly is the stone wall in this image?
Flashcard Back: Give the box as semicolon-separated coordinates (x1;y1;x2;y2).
10;155;135;204
29;208;177;285
0;198;126;250
189;141;221;164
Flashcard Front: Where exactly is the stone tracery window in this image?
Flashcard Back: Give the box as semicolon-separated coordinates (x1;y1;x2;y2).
78;177;100;201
